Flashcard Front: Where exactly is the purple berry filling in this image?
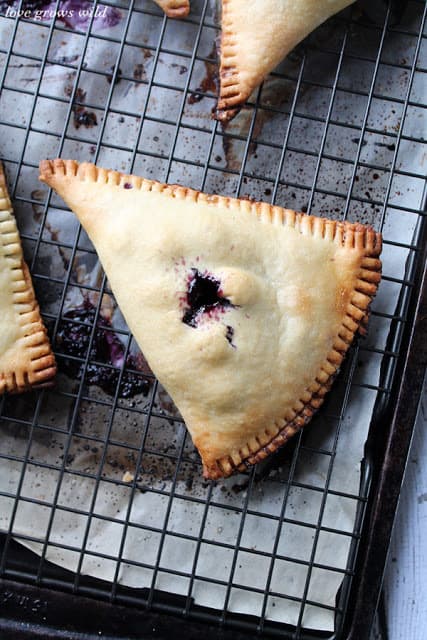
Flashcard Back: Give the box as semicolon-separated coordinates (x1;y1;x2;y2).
0;1;122;30
225;325;235;347
182;268;233;328
56;299;151;398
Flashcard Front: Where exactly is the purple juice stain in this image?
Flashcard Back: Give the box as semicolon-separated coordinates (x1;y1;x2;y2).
0;0;41;11
56;299;151;399
1;0;122;30
73;107;97;129
182;269;236;347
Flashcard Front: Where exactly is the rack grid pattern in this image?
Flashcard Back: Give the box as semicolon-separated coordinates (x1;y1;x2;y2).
0;1;426;638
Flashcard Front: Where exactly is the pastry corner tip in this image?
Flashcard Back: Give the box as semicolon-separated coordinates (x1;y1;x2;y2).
39;158;85;184
155;0;189;18
165;4;189;18
38;159;54;182
213;105;241;124
202;461;222;481
203;469;223;481
203;456;238;481
39;158;68;183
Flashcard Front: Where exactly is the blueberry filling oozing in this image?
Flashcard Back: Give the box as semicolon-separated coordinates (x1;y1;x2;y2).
56;299;151;398
182;268;234;329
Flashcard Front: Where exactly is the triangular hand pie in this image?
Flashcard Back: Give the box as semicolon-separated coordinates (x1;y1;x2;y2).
153;0;190;18
0;163;56;394
40;159;381;479
216;0;354;122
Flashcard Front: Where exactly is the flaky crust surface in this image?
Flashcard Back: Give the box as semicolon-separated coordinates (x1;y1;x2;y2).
0;164;56;394
216;0;354;122
40;159;381;479
153;0;190;18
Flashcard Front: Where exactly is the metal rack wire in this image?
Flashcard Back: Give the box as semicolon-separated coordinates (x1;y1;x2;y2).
0;1;426;638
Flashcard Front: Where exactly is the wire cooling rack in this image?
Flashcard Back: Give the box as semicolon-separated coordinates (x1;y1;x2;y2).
0;1;426;638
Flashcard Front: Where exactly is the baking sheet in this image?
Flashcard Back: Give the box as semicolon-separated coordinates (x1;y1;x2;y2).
0;0;426;632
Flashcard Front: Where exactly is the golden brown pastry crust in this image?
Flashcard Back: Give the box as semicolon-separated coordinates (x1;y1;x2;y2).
153;0;190;18
39;159;381;479
0;164;56;394
216;0;355;122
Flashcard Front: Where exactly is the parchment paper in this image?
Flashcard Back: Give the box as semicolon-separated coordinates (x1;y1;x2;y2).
0;0;425;632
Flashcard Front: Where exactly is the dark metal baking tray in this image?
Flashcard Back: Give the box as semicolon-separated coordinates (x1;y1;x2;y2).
0;0;426;638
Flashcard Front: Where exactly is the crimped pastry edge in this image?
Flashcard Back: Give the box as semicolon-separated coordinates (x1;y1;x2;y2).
214;0;356;123
39;159;382;478
214;0;246;122
0;163;56;394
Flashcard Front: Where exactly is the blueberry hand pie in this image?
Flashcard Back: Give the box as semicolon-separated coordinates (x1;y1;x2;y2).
0;163;56;394
216;0;354;122
153;0;190;18
40;159;381;479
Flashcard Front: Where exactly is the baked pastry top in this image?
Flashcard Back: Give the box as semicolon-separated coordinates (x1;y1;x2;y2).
216;0;355;122
0;163;56;394
153;0;190;18
40;159;381;479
